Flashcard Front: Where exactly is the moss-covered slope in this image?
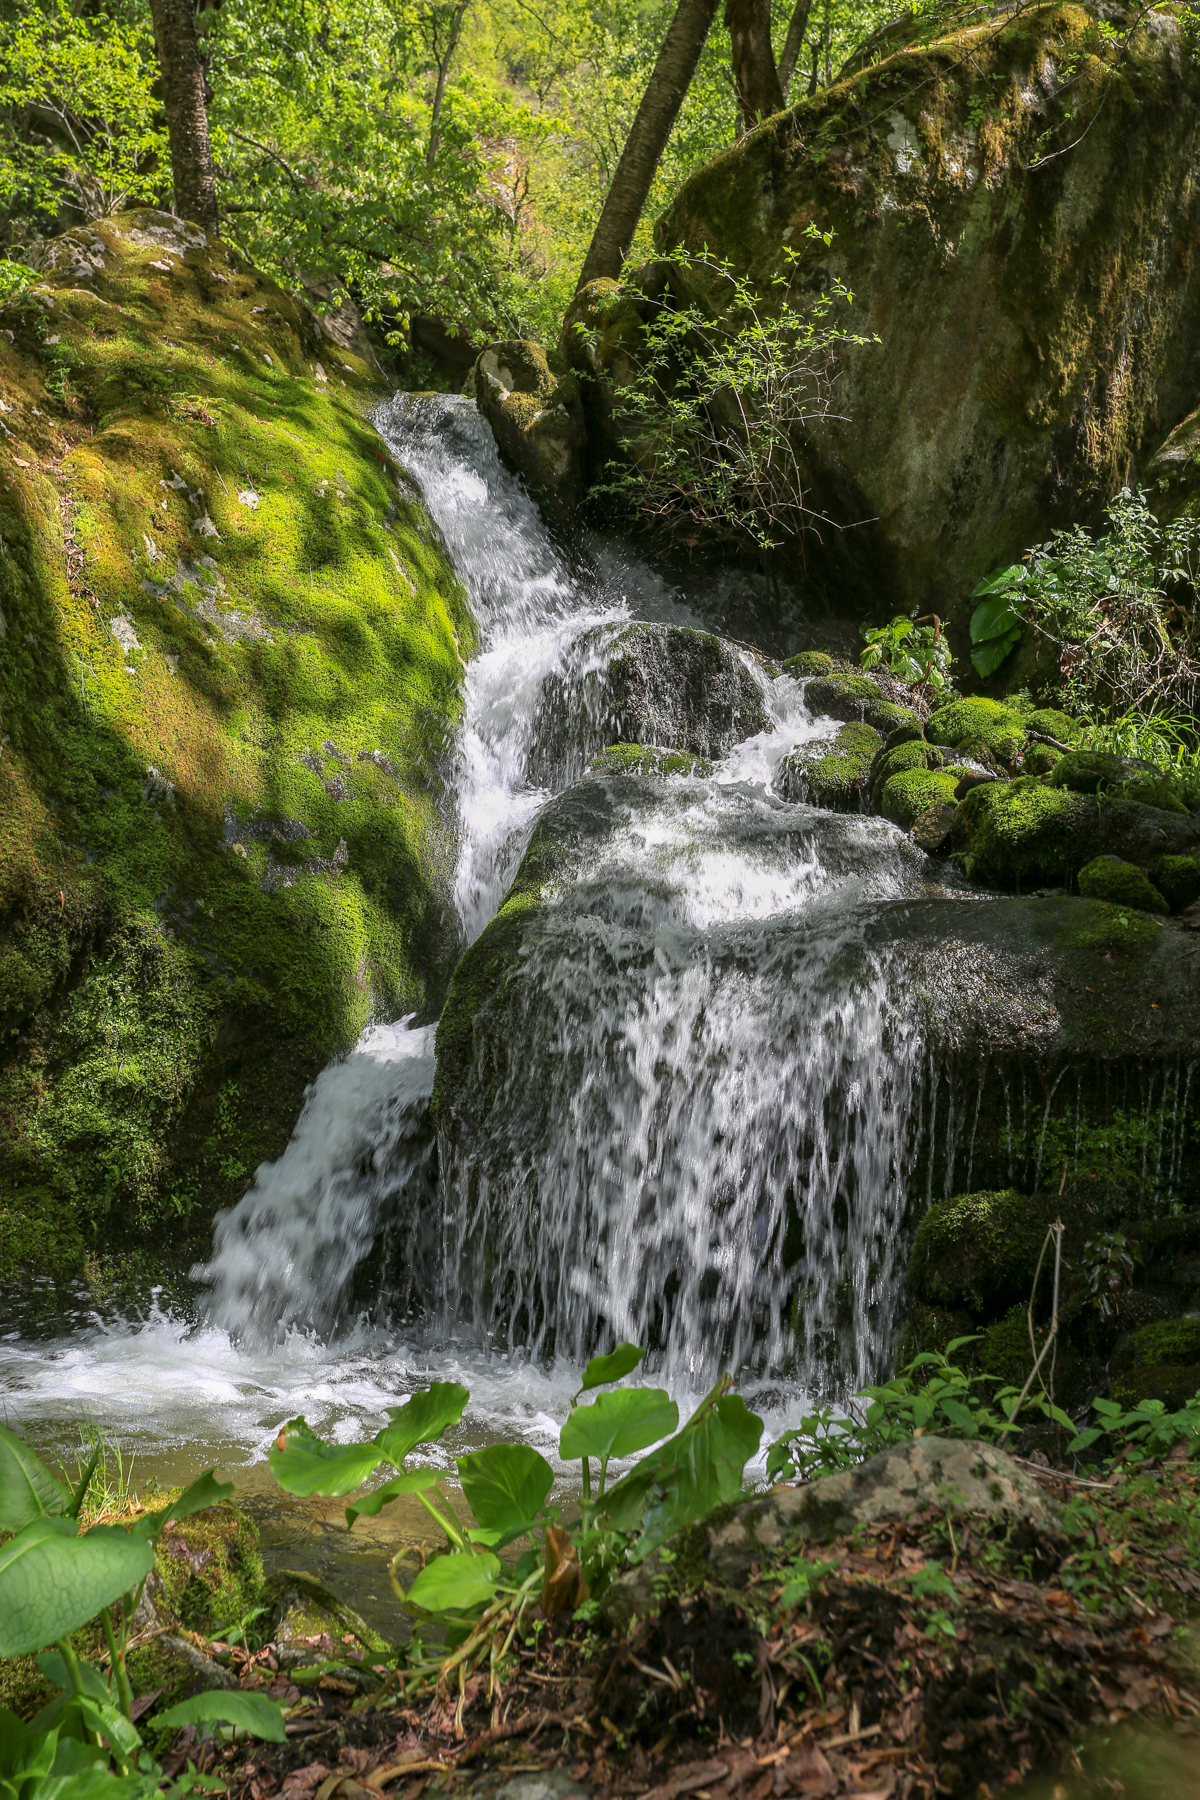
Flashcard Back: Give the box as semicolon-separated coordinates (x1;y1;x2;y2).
0;211;474;1295
652;2;1200;632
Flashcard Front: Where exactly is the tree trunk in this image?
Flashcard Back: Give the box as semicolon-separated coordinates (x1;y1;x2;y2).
725;0;783;131
574;0;720;292
148;0;219;231
777;0;812;99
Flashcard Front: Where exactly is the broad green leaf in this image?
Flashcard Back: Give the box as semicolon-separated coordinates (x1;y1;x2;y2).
970;628;1021;679
129;1469;234;1541
0;1424;70;1535
268;1419;383;1498
456;1445;553;1535
35;1654;111;1703
374;1383;469;1468
76;1696;142;1760
971;565;1024;597
970;594;1020;644
345;1468;441;1527
154;1691;286;1742
603;1386;762;1552
579;1345;644;1391
0;1518;153;1658
560;1389;678;1468
406;1550;500;1616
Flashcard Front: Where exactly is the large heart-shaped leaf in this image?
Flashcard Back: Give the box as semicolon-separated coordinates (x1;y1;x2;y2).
970;627;1021;679
155;1690;287;1742
268;1420;384;1498
0;1424;70;1535
971;565;1024;598
578;1345;644;1392
374;1383;469;1468
970;594;1021;644
406;1550;500;1616
35;1653;111;1704
456;1445;553;1536
345;1467;442;1527
0;1518;154;1657
603;1386;762;1553
560;1389;678;1468
129;1468;234;1540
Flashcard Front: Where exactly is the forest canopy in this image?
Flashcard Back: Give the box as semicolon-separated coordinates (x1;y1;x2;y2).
1;0;947;355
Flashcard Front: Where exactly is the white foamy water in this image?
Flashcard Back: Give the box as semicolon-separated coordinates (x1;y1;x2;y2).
4;393;949;1466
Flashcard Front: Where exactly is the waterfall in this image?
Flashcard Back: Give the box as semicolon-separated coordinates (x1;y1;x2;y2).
197;394;954;1389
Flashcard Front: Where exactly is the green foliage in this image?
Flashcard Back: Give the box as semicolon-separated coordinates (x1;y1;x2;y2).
0;1;167;235
599;242;875;554
861;614;952;694
1081;1231;1135;1323
968;575;1022;678
0;1520;153;1659
974;489;1200;727
152;1692;285;1743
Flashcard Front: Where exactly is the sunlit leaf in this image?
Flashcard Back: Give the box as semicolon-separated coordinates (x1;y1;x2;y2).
268;1419;383;1498
971;565;1025;597
559;1389;678;1468
579;1345;645;1391
406;1550;500;1616
345;1468;442;1527
0;1424;70;1535
155;1691;287;1742
970;594;1021;644
129;1468;234;1540
456;1444;553;1537
0;1518;153;1657
603;1385;762;1554
374;1383;469;1468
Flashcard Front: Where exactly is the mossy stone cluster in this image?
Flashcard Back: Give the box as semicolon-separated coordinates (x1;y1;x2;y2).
0;212;474;1290
776;720;880;811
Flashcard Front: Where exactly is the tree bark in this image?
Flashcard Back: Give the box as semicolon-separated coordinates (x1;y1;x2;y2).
777;0;812;99
148;0;219;231
725;0;783;131
574;0;720;292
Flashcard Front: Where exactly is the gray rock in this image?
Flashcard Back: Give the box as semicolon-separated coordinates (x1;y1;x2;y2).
475;340;586;522
157;1633;238;1691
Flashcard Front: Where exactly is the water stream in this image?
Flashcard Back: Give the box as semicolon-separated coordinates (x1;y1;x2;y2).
1;394;968;1510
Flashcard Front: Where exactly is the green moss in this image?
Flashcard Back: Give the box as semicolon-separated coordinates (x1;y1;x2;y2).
1024;744;1062;777
978;1305;1037;1388
956;776;1082;888
879;766;959;828
804;674;918;735
1047;751;1131;795
1111;1365;1200;1411
1112;1318;1200;1375
153;1501;264;1635
926;698;1026;764
909;1189;1050;1315
592;743;710;778
781;650;836;676
0;212;474;1280
1153;855;1200;913
780;720;880;811
1022;708;1078;743
1077;856;1168;914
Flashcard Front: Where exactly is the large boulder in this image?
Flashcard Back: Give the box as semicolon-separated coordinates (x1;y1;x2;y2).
475;339;586;521
586;3;1200;634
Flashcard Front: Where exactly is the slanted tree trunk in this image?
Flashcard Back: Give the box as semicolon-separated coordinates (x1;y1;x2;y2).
725;0;783;131
148;0;219;231
574;0;720;292
777;0;813;99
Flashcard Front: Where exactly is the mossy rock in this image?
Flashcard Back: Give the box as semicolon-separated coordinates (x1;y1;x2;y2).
1024;744;1063;777
0;212;474;1286
880;766;960;828
1047;750;1149;797
592;744;710;779
475;339;586;520
927;699;1026;765
803;673;918;735
909;1189;1054;1316
1077;856;1168;914
266;1570;390;1657
977;1305;1037;1389
781;650;837;676
870;739;941;809
1022;708;1080;745
954;779;1085;889
1111;1317;1200;1375
1153;854;1200;914
1111;1364;1200;1411
776;721;881;811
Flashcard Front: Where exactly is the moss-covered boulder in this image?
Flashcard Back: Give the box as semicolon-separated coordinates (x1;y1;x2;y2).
475;339;586;521
802;670;919;735
955;778;1200;889
1077;856;1168;914
879;766;961;828
0;212;473;1293
592;743;710;779
649;1;1200;631
775;720;880;810
909;1189;1054;1316
927;699;1027;767
1111;1317;1200;1376
1153;854;1200;914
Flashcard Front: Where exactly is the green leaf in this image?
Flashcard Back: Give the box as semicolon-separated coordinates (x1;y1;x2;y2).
154;1691;287;1742
579;1345;645;1391
406;1550;500;1616
456;1445;553;1536
345;1468;441;1527
35;1654;111;1703
0;1518;153;1658
603;1385;762;1552
970;628;1021;679
373;1383;469;1468
76;1696;143;1760
559;1389;678;1468
268;1420;384;1498
0;1424;70;1535
970;594;1021;644
971;565;1024;597
129;1469;234;1541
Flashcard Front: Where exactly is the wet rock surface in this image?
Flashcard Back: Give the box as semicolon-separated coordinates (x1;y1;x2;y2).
475;340;586;520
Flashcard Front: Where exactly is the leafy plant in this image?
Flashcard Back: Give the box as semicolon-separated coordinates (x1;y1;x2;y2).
597;240;875;556
1081;1231;1136;1322
1069;1392;1200;1462
860;613;953;697
968;575;1023;678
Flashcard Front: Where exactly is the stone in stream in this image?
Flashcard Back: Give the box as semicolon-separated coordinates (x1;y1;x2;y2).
474;339;587;521
598;1436;1060;1633
774;720;880;811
